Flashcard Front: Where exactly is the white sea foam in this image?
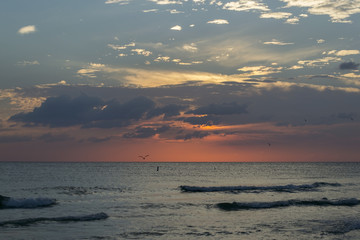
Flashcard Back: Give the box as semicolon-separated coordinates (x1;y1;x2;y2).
1;196;56;209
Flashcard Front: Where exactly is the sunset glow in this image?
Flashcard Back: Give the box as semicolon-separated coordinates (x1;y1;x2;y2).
0;0;359;162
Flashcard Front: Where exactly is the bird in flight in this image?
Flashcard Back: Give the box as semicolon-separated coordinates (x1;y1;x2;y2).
138;155;149;160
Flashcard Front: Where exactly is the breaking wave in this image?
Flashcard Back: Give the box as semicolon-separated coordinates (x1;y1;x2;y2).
27;186;127;196
0;195;56;209
0;212;108;227
216;198;360;211
180;182;341;193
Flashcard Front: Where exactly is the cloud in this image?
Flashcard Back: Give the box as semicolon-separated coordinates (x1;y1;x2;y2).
9;95;156;128
0;89;45;114
260;12;292;19
18;25;37;35
263;39;294;45
16;60;40;66
298;57;341;67
334;50;360;56
170;25;182;31
3;82;360;149
281;0;360;23
149;0;182;4
336;112;356;121
207;19;229;24
188;102;248;116
105;0;129;4
0;135;33;143
168;9;184;14
77;63;107;78
123;125;170;138
38;133;74;142
182;116;220;125
223;1;269;12
237;65;283;76
143;9;159;13
154;56;171;62
147;104;187;118
182;43;198;52
176;131;210;140
339;61;360;70
108;42;135;51
325;50;360;56
131;49;152;56
285;17;299;24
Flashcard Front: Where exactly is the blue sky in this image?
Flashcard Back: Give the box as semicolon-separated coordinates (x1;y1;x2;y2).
0;0;359;161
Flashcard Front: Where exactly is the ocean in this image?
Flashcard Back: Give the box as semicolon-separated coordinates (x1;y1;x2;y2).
1;162;359;239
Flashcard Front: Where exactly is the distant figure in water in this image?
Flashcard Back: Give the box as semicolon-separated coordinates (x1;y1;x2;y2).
138;155;149;160
267;142;271;147
157;166;159;171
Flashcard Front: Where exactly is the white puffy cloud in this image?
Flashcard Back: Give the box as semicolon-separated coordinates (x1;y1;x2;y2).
154;56;171;62
298;57;341;67
182;43;198;52
263;39;294;45
324;50;360;56
285;17;299;24
149;0;182;5
260;12;292;19
237;65;283;76
18;25;36;35
223;1;269;12
281;0;360;23
207;19;229;24
105;0;130;4
131;49;153;56
143;9;159;13
108;42;136;50
77;63;106;78
335;50;360;56
288;65;304;70
170;25;182;31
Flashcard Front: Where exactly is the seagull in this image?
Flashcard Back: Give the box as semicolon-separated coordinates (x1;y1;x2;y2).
138;155;149;160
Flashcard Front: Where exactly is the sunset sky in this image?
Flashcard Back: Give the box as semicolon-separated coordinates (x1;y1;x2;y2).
0;0;359;162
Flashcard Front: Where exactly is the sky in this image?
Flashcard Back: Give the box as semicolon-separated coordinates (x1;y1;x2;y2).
0;0;359;162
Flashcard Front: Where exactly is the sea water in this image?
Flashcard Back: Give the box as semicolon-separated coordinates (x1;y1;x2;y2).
0;162;360;239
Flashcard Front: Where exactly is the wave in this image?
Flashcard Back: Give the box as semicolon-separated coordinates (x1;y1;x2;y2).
29;186;126;196
0;195;56;209
327;220;360;235
0;212;108;227
216;198;360;211
180;182;341;193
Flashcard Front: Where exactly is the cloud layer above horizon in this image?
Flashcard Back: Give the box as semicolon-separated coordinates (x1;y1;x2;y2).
0;0;359;161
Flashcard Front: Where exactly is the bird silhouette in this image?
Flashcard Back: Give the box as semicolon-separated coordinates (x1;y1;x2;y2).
138;155;149;160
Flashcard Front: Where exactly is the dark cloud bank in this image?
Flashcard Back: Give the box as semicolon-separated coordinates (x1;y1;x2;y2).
10;95;185;128
339;61;360;70
7;83;360;141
